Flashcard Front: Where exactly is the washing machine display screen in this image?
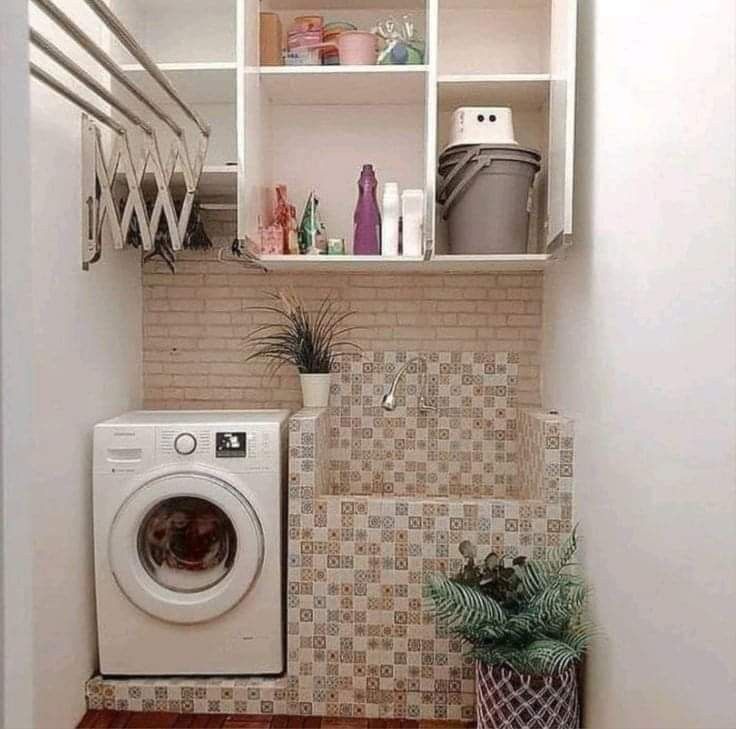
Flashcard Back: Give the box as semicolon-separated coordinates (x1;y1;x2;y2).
216;432;246;458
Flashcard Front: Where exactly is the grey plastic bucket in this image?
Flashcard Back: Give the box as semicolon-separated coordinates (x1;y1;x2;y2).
438;144;541;255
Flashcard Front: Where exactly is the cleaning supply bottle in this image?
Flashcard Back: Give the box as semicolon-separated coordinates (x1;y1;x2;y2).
298;191;325;254
353;165;381;255
273;185;290;254
287;204;299;255
381;182;400;256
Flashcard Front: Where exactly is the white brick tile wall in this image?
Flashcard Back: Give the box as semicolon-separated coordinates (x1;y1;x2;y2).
142;216;543;412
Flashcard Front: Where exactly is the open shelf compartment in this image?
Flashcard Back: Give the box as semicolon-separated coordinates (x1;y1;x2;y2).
438;74;549;111
259;65;428;105
120;63;236;105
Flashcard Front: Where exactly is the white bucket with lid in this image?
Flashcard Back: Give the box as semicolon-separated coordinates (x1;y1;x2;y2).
446;107;517;150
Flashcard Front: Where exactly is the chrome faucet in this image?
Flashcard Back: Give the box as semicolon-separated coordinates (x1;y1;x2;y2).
381;356;437;413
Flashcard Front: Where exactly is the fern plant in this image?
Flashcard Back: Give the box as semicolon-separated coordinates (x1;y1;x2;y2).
426;527;594;676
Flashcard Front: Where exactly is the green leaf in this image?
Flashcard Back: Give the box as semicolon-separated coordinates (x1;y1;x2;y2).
523;639;580;674
427;528;593;676
519;559;553;598
548;526;579;572
426;574;507;631
563;619;597;654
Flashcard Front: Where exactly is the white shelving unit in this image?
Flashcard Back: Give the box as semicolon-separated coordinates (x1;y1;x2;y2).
107;0;577;271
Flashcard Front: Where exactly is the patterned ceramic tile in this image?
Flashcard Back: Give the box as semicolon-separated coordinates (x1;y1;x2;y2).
329;352;520;499
88;407;575;721
517;410;574;512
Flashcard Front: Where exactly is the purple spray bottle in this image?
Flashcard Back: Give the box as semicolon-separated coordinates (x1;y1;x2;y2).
353;164;381;255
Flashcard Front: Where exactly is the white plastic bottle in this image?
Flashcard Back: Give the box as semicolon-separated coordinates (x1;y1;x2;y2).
381;182;400;256
401;189;424;257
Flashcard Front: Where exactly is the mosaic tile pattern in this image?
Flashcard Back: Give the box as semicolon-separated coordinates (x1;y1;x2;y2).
517;410;575;503
329;352;520;498
88;409;575;720
78;709;471;728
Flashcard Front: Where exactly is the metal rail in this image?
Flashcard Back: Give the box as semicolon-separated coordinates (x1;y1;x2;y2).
29;62;127;135
30;29;154;136
83;0;210;137
30;0;190;138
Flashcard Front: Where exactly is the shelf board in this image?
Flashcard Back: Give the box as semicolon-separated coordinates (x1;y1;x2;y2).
441;0;547;7
126;165;237;202
190;165;238;199
259;253;549;273
259;65;428;105
429;254;549;271
438;74;549;111
267;0;425;8
120;62;236;105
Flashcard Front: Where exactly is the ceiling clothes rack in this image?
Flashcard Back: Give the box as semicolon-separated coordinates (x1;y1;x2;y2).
28;0;210;270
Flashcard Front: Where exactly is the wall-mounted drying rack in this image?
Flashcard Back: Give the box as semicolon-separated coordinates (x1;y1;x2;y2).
28;0;211;270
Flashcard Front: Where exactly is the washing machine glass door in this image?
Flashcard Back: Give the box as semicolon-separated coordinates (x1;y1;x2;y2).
109;471;264;624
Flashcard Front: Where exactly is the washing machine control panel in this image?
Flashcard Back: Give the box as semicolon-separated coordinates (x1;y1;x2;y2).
159;428;211;459
174;432;197;455
215;431;246;458
157;425;277;471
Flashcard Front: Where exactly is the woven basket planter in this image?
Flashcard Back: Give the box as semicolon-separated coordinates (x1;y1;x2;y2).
476;661;580;729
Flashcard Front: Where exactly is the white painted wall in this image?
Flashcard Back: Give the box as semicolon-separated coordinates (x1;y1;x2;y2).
29;3;143;727
0;0;35;726
542;1;736;728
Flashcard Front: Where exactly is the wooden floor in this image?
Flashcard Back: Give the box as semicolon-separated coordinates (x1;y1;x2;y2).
78;712;472;729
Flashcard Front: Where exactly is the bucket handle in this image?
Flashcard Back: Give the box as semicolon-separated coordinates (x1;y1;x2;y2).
440;154;494;220
436;148;476;204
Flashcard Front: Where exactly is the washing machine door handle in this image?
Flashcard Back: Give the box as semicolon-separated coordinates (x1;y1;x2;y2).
109;470;265;624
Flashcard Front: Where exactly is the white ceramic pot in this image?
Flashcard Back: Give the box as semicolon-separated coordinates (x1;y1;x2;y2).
300;373;331;408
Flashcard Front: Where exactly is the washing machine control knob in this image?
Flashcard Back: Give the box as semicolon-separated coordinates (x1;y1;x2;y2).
174;432;197;455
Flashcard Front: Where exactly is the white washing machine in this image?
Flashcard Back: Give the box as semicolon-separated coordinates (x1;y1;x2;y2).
93;410;289;675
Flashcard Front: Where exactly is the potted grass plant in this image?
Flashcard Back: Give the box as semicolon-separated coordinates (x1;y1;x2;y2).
244;290;359;408
426;528;593;729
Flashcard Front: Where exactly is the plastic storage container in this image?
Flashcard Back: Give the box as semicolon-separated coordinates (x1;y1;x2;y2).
401;189;424;256
381;182;400;256
446;107;517;148
437;144;541;255
260;13;283;67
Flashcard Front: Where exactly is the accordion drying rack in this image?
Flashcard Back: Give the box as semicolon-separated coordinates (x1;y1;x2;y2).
29;0;211;269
